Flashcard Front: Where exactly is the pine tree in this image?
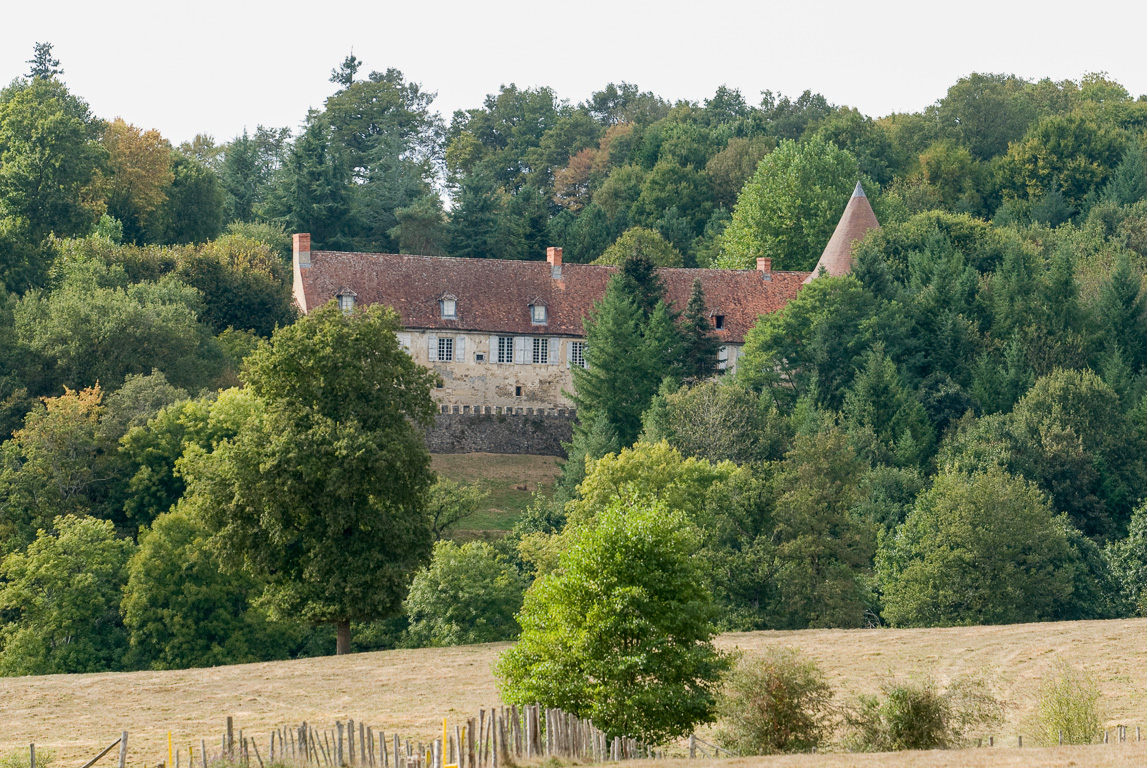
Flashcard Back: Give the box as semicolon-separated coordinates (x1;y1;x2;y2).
616;253;666;320
842;345;934;467
268;114;351;248
571;280;659;448
221;129;260;222
680;278;720;379
25;42;63;80
1097;252;1147;372
448;171;501;259
1102;141;1147;206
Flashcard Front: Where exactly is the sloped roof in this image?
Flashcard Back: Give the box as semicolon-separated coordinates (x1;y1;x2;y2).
294;250;809;344
803;181;880;284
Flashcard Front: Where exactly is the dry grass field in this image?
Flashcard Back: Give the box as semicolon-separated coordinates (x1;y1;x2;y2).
3;618;1147;768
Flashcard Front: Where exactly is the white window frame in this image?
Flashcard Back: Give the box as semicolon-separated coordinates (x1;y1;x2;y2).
441;298;457;319
497;336;514;364
532;337;549;364
531;304;547;324
338;294;355;313
569;341;587;369
438;336;454;362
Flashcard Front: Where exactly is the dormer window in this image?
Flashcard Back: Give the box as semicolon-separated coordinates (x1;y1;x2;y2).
440;296;457;319
530;303;547;324
336;289;357;314
714;315;725;330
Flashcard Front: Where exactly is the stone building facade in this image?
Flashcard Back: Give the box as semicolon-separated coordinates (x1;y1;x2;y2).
289;182;880;417
293;241;809;412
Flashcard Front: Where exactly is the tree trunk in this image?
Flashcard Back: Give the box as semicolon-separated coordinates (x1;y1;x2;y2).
336;620;352;655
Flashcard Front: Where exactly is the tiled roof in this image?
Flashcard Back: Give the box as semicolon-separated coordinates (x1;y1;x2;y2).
804;181;880;284
294;250;809;344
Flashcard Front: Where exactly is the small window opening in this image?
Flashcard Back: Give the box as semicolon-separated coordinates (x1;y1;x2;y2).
435;379;444;389
531;304;547;324
515;385;523;397
714;315;725;330
441;298;457;319
476;352;486;362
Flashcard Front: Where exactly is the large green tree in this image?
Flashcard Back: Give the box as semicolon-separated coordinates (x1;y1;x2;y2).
404;541;526;647
570;272;676;450
0;77;104;288
496;494;727;743
0;515;134;675
13;258;225;392
184;302;438;654
878;468;1097;627
716;137;864;270
122;508;298;669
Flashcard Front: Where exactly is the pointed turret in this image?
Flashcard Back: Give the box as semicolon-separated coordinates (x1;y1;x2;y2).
803;181;879;283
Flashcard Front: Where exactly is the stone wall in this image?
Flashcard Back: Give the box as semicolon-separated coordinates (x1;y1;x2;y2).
424;407;575;457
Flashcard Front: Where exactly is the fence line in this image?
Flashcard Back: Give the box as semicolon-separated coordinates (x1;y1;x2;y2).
18;714;1147;767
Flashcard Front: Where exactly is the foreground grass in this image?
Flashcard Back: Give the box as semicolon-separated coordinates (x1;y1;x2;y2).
4;619;1147;766
431;453;560;534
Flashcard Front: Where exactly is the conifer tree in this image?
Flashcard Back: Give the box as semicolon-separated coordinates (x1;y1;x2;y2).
25;42;63;80
1096;252;1147;372
1102;141;1147;206
571;280;659;449
616;253;667;320
448;171;501;259
269;114;351;248
680;278;720;379
842;345;935;467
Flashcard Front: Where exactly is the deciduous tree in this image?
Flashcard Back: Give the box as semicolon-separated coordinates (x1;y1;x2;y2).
184;303;438;654
496;494;727;743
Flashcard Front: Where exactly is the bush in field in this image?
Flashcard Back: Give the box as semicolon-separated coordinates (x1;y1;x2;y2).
715;647;835;754
404;540;526;647
844;673;1003;751
1025;661;1103;745
0;747;54;768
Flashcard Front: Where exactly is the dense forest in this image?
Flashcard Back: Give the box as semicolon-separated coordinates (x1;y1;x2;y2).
3;41;1147;678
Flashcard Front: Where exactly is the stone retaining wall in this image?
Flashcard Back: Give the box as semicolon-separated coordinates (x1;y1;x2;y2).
424;408;575;457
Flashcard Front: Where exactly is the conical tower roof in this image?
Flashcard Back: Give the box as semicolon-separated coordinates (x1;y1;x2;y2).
803;181;879;284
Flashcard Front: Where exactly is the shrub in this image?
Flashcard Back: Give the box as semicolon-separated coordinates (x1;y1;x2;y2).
0;747;54;768
1025;661;1103;746
715;647;835;754
844;673;1003;751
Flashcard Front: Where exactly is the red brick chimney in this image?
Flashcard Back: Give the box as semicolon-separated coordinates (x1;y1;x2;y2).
293;233;312;268
756;257;771;273
547;246;563;279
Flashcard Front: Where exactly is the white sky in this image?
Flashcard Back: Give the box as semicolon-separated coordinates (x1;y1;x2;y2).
5;0;1146;146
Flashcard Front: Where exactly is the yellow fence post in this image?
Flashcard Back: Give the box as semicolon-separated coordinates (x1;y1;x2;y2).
443;719;458;768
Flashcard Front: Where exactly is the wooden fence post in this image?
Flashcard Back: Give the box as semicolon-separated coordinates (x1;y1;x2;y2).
688;735;696;759
118;732;129;768
30;744;35;768
227;718;235;760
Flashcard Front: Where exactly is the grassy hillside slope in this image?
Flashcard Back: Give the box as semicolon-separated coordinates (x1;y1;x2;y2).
430;453;560;535
3;619;1146;767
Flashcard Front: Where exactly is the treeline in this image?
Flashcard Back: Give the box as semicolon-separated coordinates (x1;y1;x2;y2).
4;42;1147;676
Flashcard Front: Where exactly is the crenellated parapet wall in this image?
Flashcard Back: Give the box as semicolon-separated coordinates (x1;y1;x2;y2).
424;408;575;457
